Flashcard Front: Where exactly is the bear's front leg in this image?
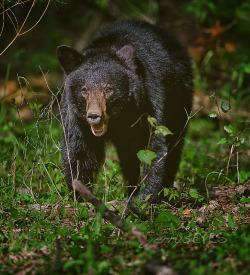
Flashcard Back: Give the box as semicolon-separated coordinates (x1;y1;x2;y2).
62;124;105;190
128;134;172;216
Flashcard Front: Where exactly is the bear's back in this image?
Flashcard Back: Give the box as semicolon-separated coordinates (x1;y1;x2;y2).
84;21;192;85
86;21;187;65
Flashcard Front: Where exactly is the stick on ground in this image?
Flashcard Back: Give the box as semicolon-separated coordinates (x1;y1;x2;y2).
72;180;144;237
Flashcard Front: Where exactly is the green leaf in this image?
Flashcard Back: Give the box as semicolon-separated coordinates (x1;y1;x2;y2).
241;195;250;204
101;245;113;254
224;126;231;133
40;211;46;218
147;116;157;127
218;215;225;224
10;206;19;220
217;137;227;145
234;118;245;123
224;124;237;134
240;137;245;144
189;219;197;228
189;188;200;199
141;203;148;210
155;212;180;227
155;126;173;137
141;182;146;190
221;102;231;113
163;188;170;196
242;62;250;73
208;111;218;118
228;214;237;227
128;241;140;248
213;218;219;229
145;194;153;202
137;150;157;165
63;260;74;269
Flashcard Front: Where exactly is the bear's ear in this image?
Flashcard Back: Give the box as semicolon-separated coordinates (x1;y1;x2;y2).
116;45;135;73
57;45;84;75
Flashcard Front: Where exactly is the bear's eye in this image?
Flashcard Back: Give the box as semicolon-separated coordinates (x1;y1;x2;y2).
81;86;88;98
104;86;113;99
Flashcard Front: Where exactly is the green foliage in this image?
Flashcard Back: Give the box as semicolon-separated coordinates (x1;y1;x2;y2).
161;188;180;202
186;0;250;110
185;0;250;25
137;116;173;166
208;110;218;118
155;212;180;229
0;99;249;274
207;99;249;184
154;125;173;137
220;101;231;113
137;150;156;166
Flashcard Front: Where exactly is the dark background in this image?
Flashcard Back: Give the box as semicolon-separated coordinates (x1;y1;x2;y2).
1;0;250;93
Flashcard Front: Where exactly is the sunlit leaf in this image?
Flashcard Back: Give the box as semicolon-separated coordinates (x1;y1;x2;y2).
208;111;218;118
147;116;157;127
217;137;227;145
137;150;157;165
145;194;153;202
141;203;148;210
189;188;200;199
224;124;237;134
240;137;245;144
155;126;173;137
221;102;231;113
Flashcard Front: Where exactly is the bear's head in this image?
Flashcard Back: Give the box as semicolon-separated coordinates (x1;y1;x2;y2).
57;45;137;137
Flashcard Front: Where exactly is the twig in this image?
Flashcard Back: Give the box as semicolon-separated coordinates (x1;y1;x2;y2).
39;156;62;199
226;143;235;176
121;182;139;219
0;0;31;16
72;179;148;245
130;113;149;128
39;67;74;183
0;0;51;55
73;180;179;273
236;136;240;184
204;171;226;202
73;179;130;231
20;0;50;36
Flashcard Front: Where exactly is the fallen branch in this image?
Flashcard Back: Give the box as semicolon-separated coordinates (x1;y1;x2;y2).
72;179;147;245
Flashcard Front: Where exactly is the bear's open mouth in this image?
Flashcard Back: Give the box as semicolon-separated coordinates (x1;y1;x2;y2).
91;123;107;137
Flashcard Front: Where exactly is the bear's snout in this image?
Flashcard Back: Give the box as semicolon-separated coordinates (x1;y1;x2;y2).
87;112;102;124
87;109;108;137
85;90;108;136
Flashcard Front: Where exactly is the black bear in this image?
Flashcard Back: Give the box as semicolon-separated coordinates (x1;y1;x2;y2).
57;20;193;215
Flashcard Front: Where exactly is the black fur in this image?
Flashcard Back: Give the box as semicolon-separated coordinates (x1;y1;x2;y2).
57;20;193;215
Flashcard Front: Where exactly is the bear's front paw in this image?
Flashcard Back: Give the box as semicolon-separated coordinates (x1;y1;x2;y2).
127;197;154;220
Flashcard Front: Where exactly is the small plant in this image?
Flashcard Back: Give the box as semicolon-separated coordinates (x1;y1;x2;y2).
137;116;173;166
130;115;174;214
208;94;249;184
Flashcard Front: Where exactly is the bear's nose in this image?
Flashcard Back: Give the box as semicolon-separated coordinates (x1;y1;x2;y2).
87;112;101;124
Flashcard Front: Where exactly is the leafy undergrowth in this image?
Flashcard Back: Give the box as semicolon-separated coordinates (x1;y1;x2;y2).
0;187;249;274
0;88;249;274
